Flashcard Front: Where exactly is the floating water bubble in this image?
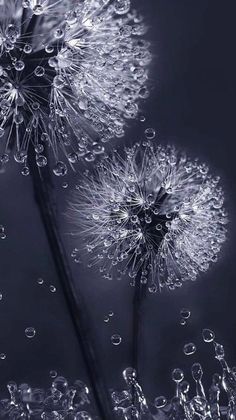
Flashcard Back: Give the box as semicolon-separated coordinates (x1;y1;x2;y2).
144;128;156;139
50;370;57;379
25;327;36;339
202;328;215;343
111;334;122;346
37;278;44;285
104;316;110;323
183;342;196;356
180;308;191;319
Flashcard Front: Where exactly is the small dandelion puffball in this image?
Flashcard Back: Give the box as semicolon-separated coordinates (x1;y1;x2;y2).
69;141;228;292
0;0;150;175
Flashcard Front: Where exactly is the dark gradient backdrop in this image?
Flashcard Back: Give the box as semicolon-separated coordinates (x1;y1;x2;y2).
0;0;236;412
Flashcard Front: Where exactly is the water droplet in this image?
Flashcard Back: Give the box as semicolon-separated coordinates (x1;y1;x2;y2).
14;60;25;71
34;66;45;77
104;316;110;323
145;128;156;139
0;293;2;300
25;327;36;339
37;278;44;285
180;308;191;319
108;311;114;317
140;115;146;122
53;161;67;176
0;353;6;360
172;368;184;383
154;396;167;408
50;370;57;379
183;342;197;356
114;0;131;15
202;328;215;343
111;334;122;346
49;285;56;293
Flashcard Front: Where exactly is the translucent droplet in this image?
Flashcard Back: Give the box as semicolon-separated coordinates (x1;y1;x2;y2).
111;334;122;346
145;128;156;139
0;353;6;360
14;60;25;71
50;370;57;378
114;0;131;15
23;44;32;54
0;293;2;300
104;316;110;323
25;327;36;339
202;328;215;343
140;115;146;122
108;311;114;317
36;155;47;167
53;161;67;176
172;368;184;383
183;342;196;356
154;396;167;408
180;308;191;319
34;66;45;77
49;285;56;293
37;278;44;285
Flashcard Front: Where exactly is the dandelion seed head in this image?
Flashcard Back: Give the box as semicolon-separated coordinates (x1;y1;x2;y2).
69;140;228;291
0;0;150;174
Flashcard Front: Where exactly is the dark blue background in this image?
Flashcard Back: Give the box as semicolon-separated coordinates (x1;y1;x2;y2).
0;0;235;411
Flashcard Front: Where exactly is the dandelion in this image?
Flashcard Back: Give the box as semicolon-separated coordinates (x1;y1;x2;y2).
0;0;150;175
69;140;228;291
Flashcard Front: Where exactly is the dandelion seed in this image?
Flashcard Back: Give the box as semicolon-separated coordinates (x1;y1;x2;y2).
0;0;150;174
69;140;228;291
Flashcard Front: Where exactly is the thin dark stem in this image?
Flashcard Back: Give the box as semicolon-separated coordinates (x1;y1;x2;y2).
132;272;147;375
28;149;113;420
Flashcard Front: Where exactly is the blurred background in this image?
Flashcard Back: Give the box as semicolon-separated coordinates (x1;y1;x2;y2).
0;0;235;413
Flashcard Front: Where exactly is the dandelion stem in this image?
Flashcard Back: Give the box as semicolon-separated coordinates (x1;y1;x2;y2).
132;272;147;377
28;149;113;420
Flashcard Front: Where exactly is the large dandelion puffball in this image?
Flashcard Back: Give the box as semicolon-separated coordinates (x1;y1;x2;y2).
69;141;228;292
0;0;150;175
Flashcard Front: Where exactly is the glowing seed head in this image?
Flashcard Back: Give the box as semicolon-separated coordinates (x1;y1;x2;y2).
0;0;150;174
69;140;228;291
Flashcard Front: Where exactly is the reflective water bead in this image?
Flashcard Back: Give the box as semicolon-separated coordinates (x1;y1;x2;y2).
172;368;184;383
34;66;45;77
50;370;57;378
183;342;197;356
53;161;67;176
180;308;191;319
0;353;6;360
145;128;156;139
114;0;131;15
202;328;215;343
14;61;25;71
37;278;44;285
104;316;110;323
36;155;47;167
49;285;56;293
111;334;122;346
154;396;167;408
25;327;36;338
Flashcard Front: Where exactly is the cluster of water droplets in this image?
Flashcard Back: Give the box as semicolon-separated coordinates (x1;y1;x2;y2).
0;0;150;174
69;138;228;291
111;329;236;419
0;375;95;419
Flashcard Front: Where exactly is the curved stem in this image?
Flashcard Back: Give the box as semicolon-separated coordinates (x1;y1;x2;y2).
28;150;113;420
